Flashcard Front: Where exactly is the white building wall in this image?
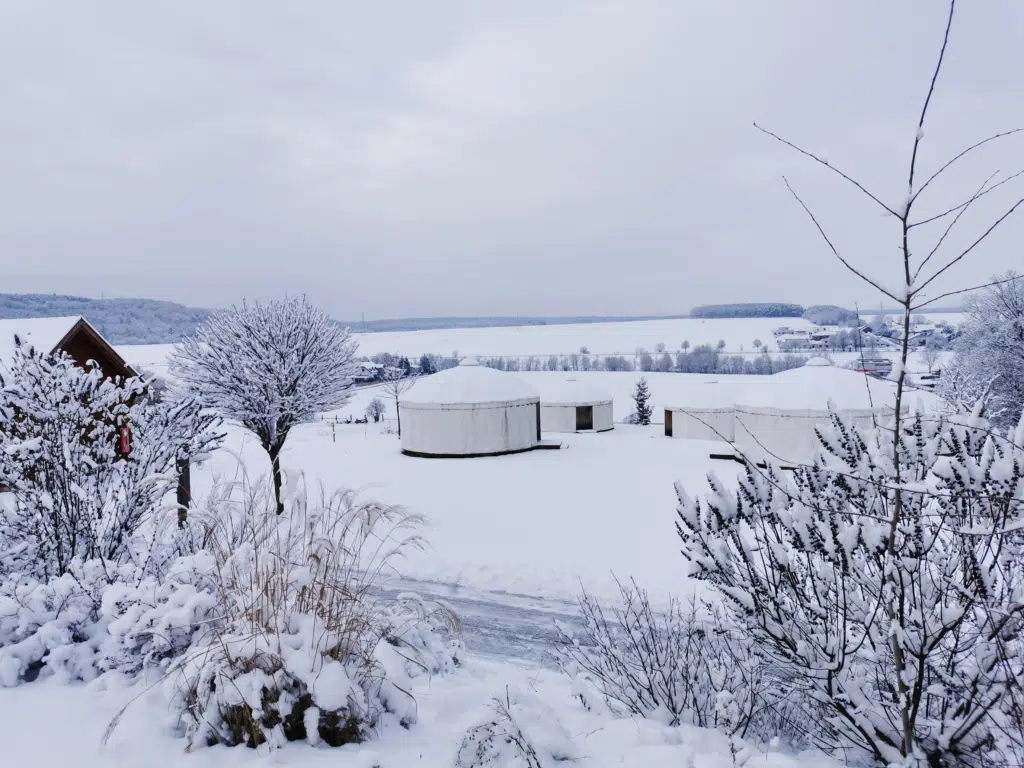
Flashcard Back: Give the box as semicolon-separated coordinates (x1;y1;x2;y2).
592;402;614;432
540;404;576;433
399;401;538;456
669;407;735;443
732;406;896;466
540;402;614;433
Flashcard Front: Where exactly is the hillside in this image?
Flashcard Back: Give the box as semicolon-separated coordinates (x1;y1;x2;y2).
0;294;212;344
0;293;696;343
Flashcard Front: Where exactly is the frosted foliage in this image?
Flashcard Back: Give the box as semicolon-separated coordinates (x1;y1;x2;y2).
554;582;779;737
170;296;357;451
0;341;222;581
165;481;461;750
676;407;1024;766
455;688;578;768
940;273;1024;431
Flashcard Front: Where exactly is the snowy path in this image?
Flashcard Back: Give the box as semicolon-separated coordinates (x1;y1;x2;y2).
379;577;587;666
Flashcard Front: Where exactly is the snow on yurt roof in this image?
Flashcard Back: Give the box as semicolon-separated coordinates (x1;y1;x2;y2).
0;316;82;372
664;380;752;410
403;358;539;407
538;377;613;406
740;363;939;411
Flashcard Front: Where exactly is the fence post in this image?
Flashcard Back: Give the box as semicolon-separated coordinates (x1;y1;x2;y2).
176;458;191;528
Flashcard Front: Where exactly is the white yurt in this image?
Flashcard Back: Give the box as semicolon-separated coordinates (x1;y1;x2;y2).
732;357;910;467
399;359;541;457
539;378;614;433
664;381;741;443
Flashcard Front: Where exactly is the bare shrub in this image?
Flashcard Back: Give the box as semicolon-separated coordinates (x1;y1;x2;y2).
554;580;817;746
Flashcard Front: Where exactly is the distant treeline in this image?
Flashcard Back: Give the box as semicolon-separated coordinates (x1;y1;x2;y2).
480;348;809;376
691;303;806;319
342;314;690;333
803;305;861;326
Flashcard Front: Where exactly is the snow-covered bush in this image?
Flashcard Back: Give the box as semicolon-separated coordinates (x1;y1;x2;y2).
455;688;578;767
171;295;358;513
553;580;804;743
0;340;222;581
940;272;1024;430
0;553;218;686
676;407;1024;766
164;477;461;749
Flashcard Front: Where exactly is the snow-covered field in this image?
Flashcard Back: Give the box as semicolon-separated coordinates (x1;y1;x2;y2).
118;317;807;380
348;316;819;357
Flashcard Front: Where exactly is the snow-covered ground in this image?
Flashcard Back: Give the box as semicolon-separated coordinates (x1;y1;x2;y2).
0;658;837;768
198;419;715;604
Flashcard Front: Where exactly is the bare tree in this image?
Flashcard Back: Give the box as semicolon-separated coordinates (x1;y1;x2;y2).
172;296;357;513
380;366;415;437
921;337;943;372
365;397;386;423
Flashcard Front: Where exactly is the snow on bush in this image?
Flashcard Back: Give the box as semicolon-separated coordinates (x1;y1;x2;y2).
553;579;810;746
163;477;462;750
0;340;221;581
676;406;1024;766
0;341;223;684
0;551;219;686
455;687;578;767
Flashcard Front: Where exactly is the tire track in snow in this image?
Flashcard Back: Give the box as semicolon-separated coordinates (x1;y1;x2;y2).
378;577;588;667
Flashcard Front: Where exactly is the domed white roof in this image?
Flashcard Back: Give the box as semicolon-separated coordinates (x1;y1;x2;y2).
804;356;832;367
540;378;613;406
403;358;540;407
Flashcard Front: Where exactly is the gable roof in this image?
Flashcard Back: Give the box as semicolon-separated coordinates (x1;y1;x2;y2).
0;316;136;379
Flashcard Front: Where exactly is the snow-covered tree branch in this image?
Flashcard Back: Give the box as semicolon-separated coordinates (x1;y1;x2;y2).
170;296;357;513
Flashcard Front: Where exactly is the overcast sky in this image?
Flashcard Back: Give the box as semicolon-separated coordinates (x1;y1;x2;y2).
2;1;1022;319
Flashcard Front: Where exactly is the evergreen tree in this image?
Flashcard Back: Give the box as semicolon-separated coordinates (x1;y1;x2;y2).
418;353;435;375
632;377;652;425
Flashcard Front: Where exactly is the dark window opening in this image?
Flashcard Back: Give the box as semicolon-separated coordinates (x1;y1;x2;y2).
535;402;541;441
664;409;673;437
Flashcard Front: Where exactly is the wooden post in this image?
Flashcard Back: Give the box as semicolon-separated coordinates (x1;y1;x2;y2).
176;458;191;527
332;422;336;443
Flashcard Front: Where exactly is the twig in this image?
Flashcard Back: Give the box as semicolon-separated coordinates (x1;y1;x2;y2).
913;170;1000;281
909;168;1024;228
911;273;1023;310
782;177;899;300
906;0;956;201
912;129;1024;204
754;123;899;217
914;197;1024;294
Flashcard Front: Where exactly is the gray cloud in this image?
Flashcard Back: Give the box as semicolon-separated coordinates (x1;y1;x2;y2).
1;0;1022;318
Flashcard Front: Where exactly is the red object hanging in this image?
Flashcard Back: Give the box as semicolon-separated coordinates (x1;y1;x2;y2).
119;425;132;456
